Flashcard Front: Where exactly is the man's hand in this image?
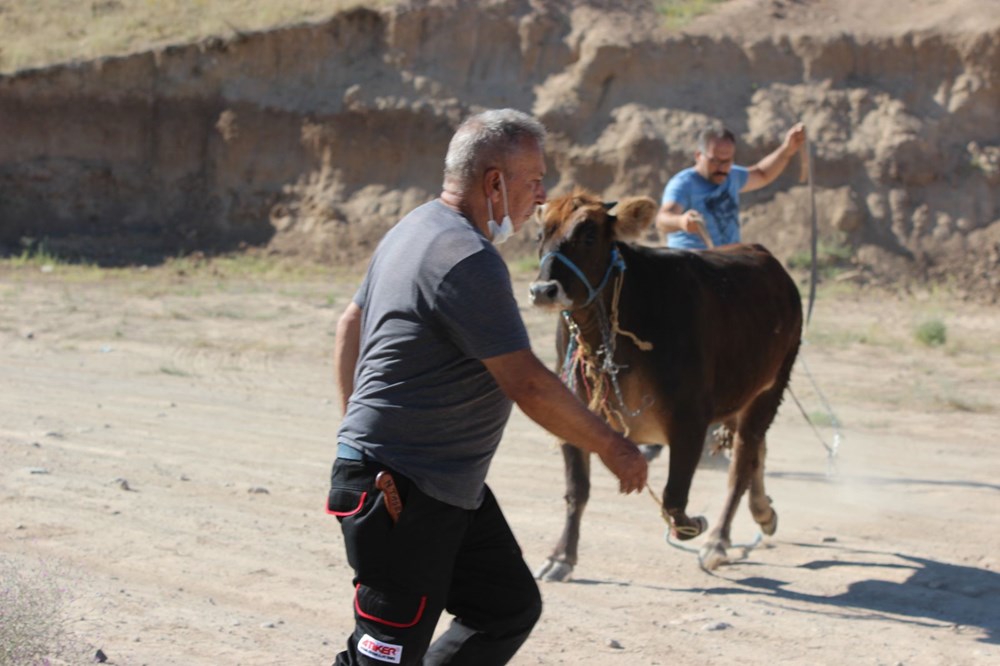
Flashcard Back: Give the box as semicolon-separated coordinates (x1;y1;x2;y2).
483;348;648;494
679;210;714;248
744;122;808;193
596;435;648;494
678;209;704;234
783;122;807;156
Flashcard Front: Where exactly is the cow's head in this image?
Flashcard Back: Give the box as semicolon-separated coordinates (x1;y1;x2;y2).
529;189;657;310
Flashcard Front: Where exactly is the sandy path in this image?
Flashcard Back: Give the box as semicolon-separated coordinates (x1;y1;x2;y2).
1;265;998;665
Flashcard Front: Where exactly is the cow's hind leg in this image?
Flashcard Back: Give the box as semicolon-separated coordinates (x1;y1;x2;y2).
700;392;782;570
748;347;799;539
748;437;777;535
535;442;591;582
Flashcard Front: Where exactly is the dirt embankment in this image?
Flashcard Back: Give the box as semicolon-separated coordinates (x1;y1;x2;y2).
0;0;997;297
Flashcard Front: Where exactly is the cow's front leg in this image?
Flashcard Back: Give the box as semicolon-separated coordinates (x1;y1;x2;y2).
535;442;591;582
663;420;709;541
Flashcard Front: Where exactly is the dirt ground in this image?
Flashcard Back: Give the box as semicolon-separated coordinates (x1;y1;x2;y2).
1;258;998;665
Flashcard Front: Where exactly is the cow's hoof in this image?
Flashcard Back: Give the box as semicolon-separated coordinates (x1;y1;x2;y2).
759;509;778;536
534;558;573;582
672;515;708;541
699;542;729;570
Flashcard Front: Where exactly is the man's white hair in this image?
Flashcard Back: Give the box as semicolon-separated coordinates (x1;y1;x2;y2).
443;109;546;194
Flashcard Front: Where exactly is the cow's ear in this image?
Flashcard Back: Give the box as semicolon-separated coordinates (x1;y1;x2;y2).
609;196;658;241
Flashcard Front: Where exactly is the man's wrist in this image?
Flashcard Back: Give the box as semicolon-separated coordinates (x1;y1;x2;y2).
590;431;617;457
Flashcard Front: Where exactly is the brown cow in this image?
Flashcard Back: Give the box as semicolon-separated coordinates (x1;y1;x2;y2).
529;189;802;576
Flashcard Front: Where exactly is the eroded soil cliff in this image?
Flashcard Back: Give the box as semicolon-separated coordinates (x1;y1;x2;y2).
1;0;997;297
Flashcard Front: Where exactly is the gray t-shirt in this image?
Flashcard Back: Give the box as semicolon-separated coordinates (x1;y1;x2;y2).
337;199;530;509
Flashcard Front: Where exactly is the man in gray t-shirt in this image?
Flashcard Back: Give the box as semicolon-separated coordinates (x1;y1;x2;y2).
338;198;527;510
329;109;647;666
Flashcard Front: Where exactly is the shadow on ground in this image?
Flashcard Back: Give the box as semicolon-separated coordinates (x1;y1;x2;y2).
687;544;1000;645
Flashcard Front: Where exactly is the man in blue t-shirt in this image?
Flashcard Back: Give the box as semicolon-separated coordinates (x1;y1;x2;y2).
330;109;647;666
656;123;807;249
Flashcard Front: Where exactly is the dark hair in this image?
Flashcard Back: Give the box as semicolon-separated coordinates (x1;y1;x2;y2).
443;109;546;194
697;125;736;153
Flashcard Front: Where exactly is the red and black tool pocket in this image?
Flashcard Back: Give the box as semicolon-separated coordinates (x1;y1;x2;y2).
326;486;367;518
354;583;427;629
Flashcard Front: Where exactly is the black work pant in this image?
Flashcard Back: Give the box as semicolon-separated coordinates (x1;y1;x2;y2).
327;457;542;665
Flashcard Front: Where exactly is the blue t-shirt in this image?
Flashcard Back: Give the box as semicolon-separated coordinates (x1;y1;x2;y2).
337;199;530;509
661;166;749;249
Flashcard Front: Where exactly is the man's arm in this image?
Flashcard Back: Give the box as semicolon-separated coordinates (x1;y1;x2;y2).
655;201;702;236
655;201;714;248
334;301;362;415
743;122;807;193
482;348;648;494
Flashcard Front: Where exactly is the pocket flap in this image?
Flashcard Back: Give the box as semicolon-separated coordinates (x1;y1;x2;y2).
326;487;367;517
354;583;427;628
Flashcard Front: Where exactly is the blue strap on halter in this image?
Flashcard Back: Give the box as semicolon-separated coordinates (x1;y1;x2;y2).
540;246;626;307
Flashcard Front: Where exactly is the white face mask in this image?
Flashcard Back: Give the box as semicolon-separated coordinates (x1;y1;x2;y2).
486;173;514;245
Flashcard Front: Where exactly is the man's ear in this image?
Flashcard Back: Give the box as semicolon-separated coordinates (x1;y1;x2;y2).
482;168;502;198
610;197;658;241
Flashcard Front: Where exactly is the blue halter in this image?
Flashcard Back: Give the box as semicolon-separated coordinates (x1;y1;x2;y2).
539;245;626;308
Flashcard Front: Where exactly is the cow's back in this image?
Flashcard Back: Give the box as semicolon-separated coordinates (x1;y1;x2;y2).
612;243;802;422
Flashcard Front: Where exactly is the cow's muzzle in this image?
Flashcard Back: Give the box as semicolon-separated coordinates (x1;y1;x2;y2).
528;280;568;308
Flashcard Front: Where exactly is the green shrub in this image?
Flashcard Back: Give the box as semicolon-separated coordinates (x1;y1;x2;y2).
654;0;726;28
914;318;947;347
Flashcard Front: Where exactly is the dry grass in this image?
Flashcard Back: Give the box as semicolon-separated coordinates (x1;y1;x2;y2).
0;0;733;73
0;555;84;665
0;0;392;73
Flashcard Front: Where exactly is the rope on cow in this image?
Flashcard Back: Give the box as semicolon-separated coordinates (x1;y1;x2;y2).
789;345;842;477
803;138;819;331
644;484;703;552
664;528;763;562
561;312;628;434
610;274;653;351
602;273;655;420
644;484;764;560
793;138;844;478
645;483;672;522
559;270;653;430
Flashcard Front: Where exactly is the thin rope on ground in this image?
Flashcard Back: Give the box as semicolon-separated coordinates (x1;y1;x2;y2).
792;343;843;476
648;484;763;559
664;528;764;560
